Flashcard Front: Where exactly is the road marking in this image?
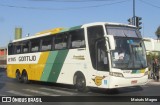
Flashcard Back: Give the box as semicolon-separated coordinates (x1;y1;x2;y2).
7;90;32;96
40;87;76;95
23;89;60;96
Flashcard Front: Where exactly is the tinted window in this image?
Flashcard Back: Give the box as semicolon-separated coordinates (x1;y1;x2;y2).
8;43;13;55
87;25;104;69
96;39;109;71
8;42;23;55
55;33;68;50
70;29;85;48
41;36;53;51
106;25;140;38
31;39;40;52
22;41;30;53
14;42;22;54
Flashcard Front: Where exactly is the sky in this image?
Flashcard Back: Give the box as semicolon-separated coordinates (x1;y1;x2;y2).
0;0;160;47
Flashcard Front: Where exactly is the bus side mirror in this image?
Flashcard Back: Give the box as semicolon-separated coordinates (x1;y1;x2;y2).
105;35;115;51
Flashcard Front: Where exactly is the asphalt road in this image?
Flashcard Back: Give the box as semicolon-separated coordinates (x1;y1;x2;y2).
0;69;160;105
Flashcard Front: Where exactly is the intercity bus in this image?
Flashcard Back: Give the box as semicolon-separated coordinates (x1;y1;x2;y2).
7;22;148;92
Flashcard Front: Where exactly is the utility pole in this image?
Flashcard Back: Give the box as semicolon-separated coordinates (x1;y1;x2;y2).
128;0;142;30
127;0;135;25
133;0;135;25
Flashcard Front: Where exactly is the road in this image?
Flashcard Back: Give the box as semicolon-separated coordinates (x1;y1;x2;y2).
0;69;160;105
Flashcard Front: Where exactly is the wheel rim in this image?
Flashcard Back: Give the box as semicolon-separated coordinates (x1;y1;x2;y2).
76;76;85;90
22;72;28;83
23;75;27;82
16;72;21;81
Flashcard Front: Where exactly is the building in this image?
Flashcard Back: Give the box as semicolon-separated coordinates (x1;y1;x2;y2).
143;38;160;55
0;47;7;68
143;37;160;62
143;38;160;78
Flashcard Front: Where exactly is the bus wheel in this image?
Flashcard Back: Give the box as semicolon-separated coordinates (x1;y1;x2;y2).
21;71;29;84
15;70;21;82
74;74;89;92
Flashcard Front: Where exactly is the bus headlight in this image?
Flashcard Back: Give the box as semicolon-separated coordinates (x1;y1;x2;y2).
109;72;124;77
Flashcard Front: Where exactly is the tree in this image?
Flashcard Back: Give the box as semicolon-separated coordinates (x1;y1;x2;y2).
155;26;160;39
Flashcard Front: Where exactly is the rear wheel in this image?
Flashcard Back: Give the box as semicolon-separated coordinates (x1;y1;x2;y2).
21;71;29;84
15;70;21;82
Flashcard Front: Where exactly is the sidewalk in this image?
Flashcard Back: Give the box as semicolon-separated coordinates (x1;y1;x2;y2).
147;79;160;85
148;70;160;85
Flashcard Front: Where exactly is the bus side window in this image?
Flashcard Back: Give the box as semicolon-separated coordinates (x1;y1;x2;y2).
31;39;40;52
8;43;13;55
41;36;52;51
70;29;85;48
22;41;30;53
55;33;68;50
15;42;21;54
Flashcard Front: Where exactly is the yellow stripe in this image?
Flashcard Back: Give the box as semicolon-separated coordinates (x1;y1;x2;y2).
140;69;145;73
36;52;50;80
7;52;50;81
35;28;63;36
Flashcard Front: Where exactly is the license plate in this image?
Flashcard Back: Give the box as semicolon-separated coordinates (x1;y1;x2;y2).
131;80;137;84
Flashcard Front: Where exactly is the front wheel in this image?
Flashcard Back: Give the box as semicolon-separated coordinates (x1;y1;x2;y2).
74;74;89;92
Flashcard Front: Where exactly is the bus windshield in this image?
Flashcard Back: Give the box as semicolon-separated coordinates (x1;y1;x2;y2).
106;25;141;38
110;38;147;70
106;25;147;70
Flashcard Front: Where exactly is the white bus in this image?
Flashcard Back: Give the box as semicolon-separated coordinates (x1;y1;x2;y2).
7;22;148;92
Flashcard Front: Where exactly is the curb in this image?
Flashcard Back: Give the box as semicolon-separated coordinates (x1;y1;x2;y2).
147;79;160;85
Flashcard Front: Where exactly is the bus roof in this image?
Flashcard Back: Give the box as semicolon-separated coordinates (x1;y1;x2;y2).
12;25;83;43
81;22;136;28
12;22;136;43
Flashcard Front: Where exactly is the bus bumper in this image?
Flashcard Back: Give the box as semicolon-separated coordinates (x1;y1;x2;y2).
108;75;148;89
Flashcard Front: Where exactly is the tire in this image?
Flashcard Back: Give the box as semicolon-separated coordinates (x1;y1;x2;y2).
21;71;29;84
15;71;21;82
74;74;89;92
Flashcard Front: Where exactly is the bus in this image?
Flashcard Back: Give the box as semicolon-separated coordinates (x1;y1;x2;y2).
7;22;148;92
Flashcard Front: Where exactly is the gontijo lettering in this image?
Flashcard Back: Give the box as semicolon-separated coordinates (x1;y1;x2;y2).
19;55;36;62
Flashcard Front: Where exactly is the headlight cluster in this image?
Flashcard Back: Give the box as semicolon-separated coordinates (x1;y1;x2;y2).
109;72;124;77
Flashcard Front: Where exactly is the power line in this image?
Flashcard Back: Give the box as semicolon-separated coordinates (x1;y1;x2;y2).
29;0;124;2
0;0;129;11
139;0;160;9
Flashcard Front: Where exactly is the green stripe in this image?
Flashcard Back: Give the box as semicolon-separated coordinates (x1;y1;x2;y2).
60;25;82;33
132;70;140;74
60;28;70;33
69;25;82;31
41;50;69;82
40;51;58;81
